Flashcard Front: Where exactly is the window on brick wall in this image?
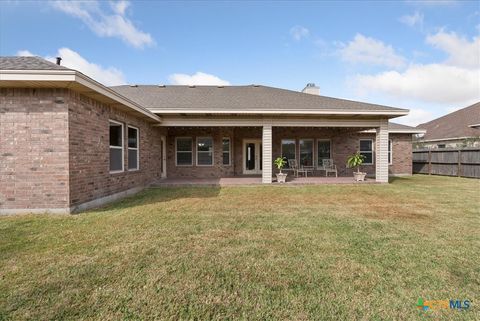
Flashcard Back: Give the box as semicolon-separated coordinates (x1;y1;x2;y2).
176;137;193;166
222;138;231;165
109;120;124;172
299;139;314;166
128;126;139;170
359;139;374;165
197;137;214;166
281;139;296;169
317;140;331;168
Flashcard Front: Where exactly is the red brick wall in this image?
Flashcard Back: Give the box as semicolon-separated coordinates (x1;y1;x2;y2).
67;90;165;207
389;133;413;175
164;127;413;178
0;88;70;210
0;88;165;212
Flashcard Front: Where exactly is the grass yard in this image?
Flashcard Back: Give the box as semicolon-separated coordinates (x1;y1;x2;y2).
0;175;479;320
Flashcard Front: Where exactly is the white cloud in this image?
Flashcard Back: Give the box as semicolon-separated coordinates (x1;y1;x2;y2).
49;1;154;49
168;72;230;86
111;0;129;15
426;30;480;68
16;50;35;56
290;25;310;41
353;30;480;108
50;48;126;85
355;64;479;105
395;108;434;126
399;11;424;28
17;48;126;86
338;34;406;69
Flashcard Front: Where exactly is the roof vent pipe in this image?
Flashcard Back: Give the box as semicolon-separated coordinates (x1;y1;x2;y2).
56;57;62;65
301;83;320;95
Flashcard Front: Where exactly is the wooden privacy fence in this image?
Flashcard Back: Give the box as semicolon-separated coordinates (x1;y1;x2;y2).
412;148;480;178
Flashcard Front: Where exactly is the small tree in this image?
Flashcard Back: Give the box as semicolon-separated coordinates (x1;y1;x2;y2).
273;157;287;174
346;152;365;174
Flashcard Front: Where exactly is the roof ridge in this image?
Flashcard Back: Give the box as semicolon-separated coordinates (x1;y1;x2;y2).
256;85;409;111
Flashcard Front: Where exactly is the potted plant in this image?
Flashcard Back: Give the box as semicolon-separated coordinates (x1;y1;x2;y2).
346;152;367;181
274;157;288;183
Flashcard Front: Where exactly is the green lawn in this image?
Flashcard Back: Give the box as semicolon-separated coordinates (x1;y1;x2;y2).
1;175;479;320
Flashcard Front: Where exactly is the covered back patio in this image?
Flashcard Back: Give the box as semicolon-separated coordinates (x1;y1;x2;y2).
157;116;391;184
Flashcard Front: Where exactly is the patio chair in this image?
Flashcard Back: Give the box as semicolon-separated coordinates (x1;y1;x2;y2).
322;159;337;177
288;159;308;177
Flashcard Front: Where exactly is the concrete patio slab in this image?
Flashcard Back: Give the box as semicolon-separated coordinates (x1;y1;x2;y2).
151;176;377;187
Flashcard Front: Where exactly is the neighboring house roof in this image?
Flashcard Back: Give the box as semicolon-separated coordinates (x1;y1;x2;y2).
0;56;71;70
417;102;480;142
0;57;160;122
388;122;425;134
110;85;408;116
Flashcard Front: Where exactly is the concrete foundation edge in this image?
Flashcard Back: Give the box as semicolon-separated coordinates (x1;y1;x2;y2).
0;186;146;215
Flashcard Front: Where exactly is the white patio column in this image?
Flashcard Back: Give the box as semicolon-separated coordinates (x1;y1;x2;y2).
262;124;273;183
375;119;389;183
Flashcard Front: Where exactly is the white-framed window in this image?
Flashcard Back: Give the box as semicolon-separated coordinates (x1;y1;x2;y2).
317;139;331;168
197;137;213;166
109;120;124;173
281;139;296;169
359;139;374;165
388;139;393;165
222;137;231;166
127;126;139;171
299;139;314;167
176;137;193;166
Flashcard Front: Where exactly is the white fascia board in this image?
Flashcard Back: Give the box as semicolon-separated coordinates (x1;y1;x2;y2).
74;73;161;122
156;117;383;127
148;108;409;116
361;128;427;134
0;69;77;81
0;70;161;122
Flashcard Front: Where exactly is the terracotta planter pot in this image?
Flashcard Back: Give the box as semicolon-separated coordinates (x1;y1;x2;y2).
276;173;288;183
353;172;367;182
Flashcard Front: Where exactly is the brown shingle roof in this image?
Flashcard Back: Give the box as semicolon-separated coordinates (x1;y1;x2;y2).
388;122;425;133
0;56;71;70
110;85;408;114
417;102;480;141
0;57;410;117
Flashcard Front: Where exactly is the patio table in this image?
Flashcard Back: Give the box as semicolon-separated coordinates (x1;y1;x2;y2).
301;166;315;177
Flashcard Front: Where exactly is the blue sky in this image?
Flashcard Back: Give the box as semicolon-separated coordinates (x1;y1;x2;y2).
1;0;479;125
